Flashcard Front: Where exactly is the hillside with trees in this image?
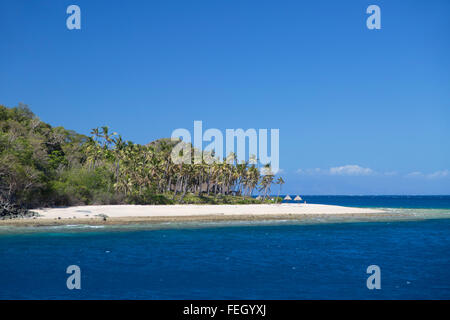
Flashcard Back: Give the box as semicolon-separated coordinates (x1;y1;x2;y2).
0;104;283;217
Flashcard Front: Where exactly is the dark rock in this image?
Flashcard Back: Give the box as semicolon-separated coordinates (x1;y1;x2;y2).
96;213;108;221
0;199;39;219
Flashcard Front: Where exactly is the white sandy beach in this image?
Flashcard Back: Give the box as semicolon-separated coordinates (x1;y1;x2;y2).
32;203;385;219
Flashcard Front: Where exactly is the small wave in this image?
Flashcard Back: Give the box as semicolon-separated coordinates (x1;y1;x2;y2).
46;224;105;229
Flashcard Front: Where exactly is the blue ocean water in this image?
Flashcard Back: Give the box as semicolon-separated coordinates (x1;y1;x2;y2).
0;196;449;300
286;195;450;209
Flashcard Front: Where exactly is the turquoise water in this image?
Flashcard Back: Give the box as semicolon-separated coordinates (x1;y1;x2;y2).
0;196;450;299
293;195;450;209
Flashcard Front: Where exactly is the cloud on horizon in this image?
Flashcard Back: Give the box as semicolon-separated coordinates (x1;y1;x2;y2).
329;165;374;176
297;164;375;176
405;170;450;179
296;165;450;179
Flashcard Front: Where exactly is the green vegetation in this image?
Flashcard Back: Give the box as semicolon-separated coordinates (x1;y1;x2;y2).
0;104;283;215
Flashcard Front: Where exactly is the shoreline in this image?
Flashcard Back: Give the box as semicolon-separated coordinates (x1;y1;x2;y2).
0;213;400;227
0;203;389;227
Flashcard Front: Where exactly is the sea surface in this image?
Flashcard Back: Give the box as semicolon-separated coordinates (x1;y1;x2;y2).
0;195;449;299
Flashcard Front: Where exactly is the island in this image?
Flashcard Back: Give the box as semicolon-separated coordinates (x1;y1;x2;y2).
0;104;386;226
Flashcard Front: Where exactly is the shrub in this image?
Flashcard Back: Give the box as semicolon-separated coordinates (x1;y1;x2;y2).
50;167;113;206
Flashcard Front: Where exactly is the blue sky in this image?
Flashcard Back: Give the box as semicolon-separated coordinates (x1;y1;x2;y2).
1;0;449;194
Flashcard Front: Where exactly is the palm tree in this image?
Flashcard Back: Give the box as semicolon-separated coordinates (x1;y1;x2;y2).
275;177;285;203
84;126;285;204
259;164;274;200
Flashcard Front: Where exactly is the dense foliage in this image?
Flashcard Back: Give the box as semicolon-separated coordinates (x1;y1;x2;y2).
0;104;284;212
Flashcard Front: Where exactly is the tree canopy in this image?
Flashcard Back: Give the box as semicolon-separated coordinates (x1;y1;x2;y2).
0;104;283;213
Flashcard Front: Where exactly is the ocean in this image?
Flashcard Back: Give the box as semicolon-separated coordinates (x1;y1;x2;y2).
0;196;449;299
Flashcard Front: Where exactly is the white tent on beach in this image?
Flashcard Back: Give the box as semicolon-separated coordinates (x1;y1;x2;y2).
283;195;292;201
294;195;303;202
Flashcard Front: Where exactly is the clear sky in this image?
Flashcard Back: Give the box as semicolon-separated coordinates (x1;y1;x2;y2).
1;0;449;194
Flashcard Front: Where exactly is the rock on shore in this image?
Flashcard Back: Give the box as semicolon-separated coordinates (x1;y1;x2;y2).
0;200;38;219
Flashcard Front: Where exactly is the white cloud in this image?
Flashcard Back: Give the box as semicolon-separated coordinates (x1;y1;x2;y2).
405;170;450;179
329;165;375;176
406;171;423;178
296;168;325;175
296;165;375;176
427;170;450;179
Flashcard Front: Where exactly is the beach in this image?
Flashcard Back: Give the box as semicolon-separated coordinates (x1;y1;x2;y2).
0;203;387;226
